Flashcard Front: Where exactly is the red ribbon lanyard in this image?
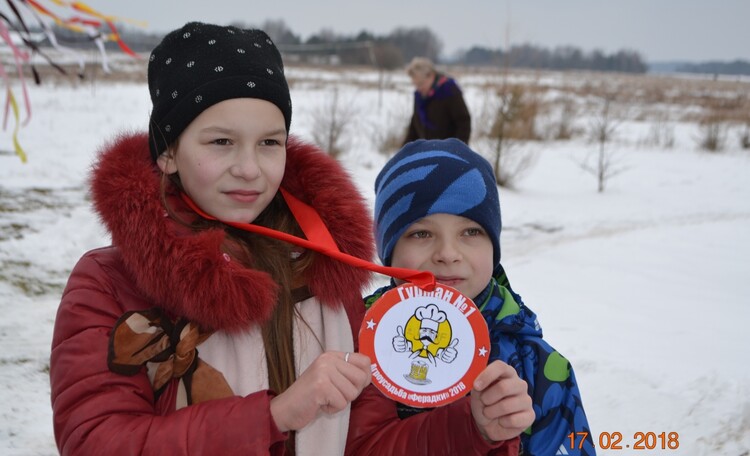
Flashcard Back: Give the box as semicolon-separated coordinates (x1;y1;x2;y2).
180;189;436;291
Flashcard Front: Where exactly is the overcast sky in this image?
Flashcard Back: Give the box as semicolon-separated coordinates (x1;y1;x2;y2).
91;0;749;62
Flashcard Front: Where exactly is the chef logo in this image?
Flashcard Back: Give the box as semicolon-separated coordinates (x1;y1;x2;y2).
393;303;460;385
359;283;490;408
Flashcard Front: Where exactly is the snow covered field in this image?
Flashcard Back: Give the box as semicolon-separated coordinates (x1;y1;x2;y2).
1;64;749;455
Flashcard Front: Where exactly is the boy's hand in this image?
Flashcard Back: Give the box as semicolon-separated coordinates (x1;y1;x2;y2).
470;360;534;442
270;351;371;432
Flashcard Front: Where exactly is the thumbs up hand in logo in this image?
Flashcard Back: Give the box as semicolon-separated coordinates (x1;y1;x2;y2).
438;338;459;363
392;326;411;352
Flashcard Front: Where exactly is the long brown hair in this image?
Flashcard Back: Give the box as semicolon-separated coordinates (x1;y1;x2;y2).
226;193;312;395
160;153;312;452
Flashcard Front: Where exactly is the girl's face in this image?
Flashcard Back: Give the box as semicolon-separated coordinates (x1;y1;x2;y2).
390;213;494;300
158;98;287;223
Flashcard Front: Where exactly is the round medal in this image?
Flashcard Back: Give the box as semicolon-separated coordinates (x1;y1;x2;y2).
359;283;490;408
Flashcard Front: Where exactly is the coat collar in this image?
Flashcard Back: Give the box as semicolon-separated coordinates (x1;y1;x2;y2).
90;132;373;331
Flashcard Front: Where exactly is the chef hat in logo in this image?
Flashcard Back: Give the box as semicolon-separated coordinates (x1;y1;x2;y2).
416;304;446;332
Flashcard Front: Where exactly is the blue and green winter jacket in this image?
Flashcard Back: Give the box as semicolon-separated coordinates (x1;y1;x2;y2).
364;265;595;456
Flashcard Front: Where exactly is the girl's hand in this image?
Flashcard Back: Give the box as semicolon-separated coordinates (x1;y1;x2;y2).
270;351;371;432
470;360;535;442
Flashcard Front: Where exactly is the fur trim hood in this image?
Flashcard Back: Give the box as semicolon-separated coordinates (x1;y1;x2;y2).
90;132;373;332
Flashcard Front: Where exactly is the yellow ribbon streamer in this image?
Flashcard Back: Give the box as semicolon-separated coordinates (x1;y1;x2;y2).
48;0;147;27
2;1;145;161
7;89;27;163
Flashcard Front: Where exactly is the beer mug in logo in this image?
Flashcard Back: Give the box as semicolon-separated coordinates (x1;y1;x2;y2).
405;359;431;385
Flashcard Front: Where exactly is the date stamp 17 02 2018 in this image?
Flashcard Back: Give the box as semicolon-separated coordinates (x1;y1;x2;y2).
568;432;680;451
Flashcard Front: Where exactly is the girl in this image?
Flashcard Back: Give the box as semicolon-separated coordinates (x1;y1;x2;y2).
50;22;530;455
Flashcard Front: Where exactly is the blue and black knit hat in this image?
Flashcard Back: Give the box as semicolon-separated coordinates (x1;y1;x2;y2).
147;22;292;161
374;138;501;267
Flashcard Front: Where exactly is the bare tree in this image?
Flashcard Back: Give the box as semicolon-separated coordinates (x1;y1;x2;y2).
643;110;675;149
470;8;539;189
370;42;403;109
311;88;357;159
740;122;750;149
696;113;727;152
474;84;539;188
558;97;580;140
580;95;626;192
371;101;411;156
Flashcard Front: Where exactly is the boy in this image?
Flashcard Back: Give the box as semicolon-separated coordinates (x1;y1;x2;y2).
367;138;595;455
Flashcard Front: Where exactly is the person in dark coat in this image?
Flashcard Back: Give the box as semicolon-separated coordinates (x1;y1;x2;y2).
403;57;472;145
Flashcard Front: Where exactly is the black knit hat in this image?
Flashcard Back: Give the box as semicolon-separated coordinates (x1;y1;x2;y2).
147;22;292;161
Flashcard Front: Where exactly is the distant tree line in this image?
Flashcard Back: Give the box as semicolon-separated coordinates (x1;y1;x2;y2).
25;19;748;75
240;20;649;74
458;44;647;73
245;19;443;70
676;60;750;76
242;20;650;73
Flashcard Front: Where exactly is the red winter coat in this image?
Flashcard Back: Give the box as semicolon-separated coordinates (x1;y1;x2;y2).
50;132;518;455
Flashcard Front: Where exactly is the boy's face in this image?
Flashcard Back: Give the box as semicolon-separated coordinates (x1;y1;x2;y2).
391;213;494;299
